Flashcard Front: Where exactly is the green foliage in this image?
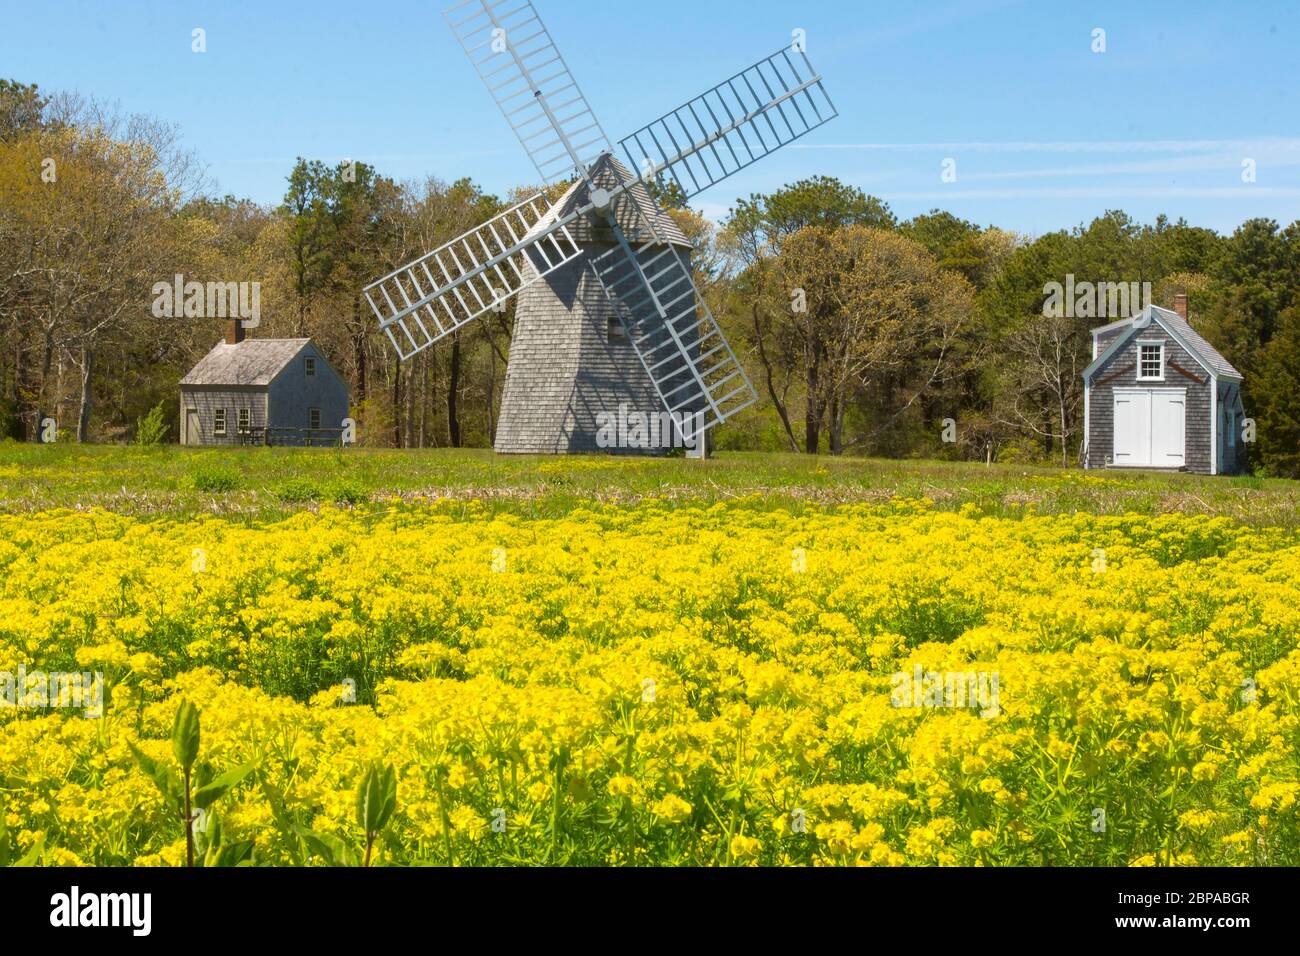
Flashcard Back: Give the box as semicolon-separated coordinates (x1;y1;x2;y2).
275;477;321;502
723;175;895;264
135;399;169;446
128;699;256;867
191;465;239;493
356;762;398;866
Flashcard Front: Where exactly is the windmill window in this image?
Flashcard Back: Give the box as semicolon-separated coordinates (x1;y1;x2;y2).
213;408;227;436
309;408;321;430
607;317;627;343
304;356;316;376
1137;342;1164;381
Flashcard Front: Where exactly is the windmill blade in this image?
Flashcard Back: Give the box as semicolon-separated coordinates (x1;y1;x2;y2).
445;0;612;185
589;189;757;441
617;47;837;203
364;193;582;360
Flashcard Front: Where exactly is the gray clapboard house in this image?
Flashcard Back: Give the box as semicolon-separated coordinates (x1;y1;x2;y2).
1082;296;1244;475
494;154;703;454
179;321;349;446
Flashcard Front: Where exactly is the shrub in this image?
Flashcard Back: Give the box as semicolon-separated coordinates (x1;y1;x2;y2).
135;400;169;446
191;466;240;493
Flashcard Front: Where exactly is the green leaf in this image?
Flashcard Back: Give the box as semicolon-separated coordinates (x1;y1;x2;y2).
0;812;9;868
293;826;357;867
193;762;256;810
211;840;254;868
127;741;184;815
13;835;44;867
171;700;201;772
355;762;397;837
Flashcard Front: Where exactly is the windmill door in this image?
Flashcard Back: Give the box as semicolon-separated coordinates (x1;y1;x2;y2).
1113;388;1185;468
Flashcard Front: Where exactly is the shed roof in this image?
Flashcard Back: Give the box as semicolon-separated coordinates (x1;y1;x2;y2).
525;153;692;249
1084;306;1242;381
180;339;311;387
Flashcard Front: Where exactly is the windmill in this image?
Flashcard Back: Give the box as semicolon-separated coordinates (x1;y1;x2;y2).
363;0;837;454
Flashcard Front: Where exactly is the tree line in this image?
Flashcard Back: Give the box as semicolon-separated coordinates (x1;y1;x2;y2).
2;79;1297;474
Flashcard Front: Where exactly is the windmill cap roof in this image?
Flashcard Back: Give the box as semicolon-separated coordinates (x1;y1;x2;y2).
525;154;693;250
180;338;312;386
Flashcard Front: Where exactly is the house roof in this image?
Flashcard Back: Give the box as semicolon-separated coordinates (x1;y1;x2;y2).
180;338;311;387
525;153;693;249
1084;305;1242;382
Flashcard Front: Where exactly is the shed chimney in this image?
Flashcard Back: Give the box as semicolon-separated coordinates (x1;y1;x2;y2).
1173;294;1188;320
225;319;245;345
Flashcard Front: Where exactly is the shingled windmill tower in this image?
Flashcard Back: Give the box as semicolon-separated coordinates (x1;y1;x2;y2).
495;155;698;454
362;0;838;455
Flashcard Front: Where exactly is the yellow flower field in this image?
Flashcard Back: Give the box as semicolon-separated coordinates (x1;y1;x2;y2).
2;497;1299;866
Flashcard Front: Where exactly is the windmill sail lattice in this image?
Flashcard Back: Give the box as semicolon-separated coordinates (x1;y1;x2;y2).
365;194;582;360
363;0;838;447
617;48;838;204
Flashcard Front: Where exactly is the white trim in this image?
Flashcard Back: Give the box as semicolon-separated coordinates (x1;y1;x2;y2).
1135;339;1165;382
1082;381;1091;468
1113;386;1187;469
1210;374;1218;475
1084;306;1218;382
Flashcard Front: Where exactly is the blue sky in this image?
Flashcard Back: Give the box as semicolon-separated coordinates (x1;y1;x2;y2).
3;0;1298;236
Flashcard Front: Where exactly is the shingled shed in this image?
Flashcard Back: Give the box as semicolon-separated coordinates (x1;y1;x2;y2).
1082;297;1245;475
179;322;349;446
493;154;703;454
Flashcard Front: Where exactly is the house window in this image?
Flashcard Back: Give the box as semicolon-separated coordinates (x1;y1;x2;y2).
309;408;321;430
213;408;227;436
304;356;316;376
1137;342;1164;381
607;316;626;343
237;408;251;433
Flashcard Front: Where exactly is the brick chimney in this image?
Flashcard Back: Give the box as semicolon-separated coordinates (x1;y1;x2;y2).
224;319;245;345
1173;294;1188;320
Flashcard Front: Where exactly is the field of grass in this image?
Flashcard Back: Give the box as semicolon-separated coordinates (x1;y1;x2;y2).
2;444;1299;867
1;442;1297;524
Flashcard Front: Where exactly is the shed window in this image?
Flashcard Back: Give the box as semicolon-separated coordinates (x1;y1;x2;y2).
237;408;251;433
213;408;227;436
309;408;321;430
1137;342;1164;381
304;356;316;376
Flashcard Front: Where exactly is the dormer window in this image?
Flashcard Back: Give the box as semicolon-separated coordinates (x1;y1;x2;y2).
1137;341;1164;381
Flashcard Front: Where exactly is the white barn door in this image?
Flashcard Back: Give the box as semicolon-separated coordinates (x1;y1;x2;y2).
1150;391;1186;467
1113;388;1185;468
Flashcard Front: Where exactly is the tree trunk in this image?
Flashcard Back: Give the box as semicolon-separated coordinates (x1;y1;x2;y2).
749;304;799;453
447;334;461;448
391;360;403;448
829;394;843;455
354;297;368;404
76;345;93;442
803;354;821;454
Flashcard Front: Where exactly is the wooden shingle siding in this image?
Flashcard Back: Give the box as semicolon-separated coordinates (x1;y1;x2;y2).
179;387;267;446
495;247;697;455
265;342;350;434
179;339;349;446
1086;326;1212;474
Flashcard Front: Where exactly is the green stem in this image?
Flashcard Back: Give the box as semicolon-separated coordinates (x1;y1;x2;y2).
183;769;194;868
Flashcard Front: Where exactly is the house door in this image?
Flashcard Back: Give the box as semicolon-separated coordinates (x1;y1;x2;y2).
1113;388;1185;468
185;408;200;445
